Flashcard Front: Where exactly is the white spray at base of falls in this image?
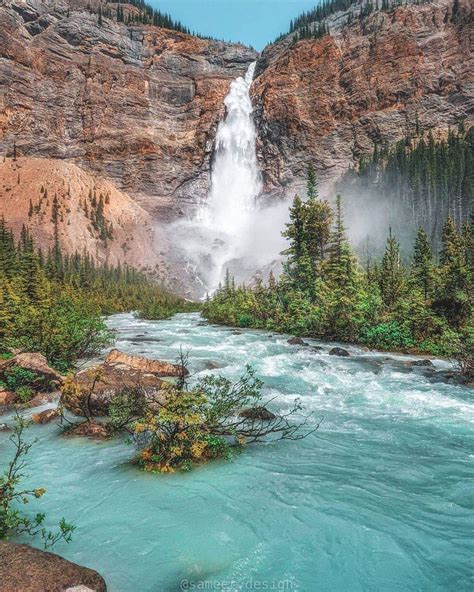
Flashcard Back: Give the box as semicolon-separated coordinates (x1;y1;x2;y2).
167;62;288;297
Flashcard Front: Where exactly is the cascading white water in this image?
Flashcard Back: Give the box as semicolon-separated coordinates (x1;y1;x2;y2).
167;62;287;296
195;62;261;289
198;62;260;234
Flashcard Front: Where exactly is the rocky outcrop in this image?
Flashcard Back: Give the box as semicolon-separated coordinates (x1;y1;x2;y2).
105;348;187;376
0;157;158;270
0;541;107;592
0;352;63;385
63;349;185;415
252;0;473;199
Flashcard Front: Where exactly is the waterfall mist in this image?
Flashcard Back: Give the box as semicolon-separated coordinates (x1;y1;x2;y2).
166;62;288;297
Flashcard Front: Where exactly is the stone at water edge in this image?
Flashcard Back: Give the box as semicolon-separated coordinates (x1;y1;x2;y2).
0;352;63;385
329;347;350;357
105;349;188;377
33;408;59;424
239;407;277;421
287;336;307;346
0;541;107;592
0;390;17;405
66;421;110;440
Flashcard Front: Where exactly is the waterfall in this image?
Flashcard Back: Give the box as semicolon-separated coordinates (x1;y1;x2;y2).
168;61;287;297
198;62;260;235
195;62;261;290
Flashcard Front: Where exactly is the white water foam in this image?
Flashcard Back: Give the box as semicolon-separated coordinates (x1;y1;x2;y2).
167;62;287;296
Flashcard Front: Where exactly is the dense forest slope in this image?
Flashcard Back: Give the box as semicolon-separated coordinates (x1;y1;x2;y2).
253;0;473;200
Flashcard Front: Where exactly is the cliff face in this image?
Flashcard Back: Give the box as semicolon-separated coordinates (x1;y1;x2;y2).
252;0;473;199
0;0;256;222
1;0;472;285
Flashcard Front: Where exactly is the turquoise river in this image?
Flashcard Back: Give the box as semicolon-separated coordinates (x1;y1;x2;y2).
0;312;473;591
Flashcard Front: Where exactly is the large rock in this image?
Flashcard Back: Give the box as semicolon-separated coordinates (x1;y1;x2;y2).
410;359;434;367
68;364;164;416
329;347;350;357
0;352;63;386
0;541;107;592
0;390;17;406
64;350;186;416
32;408;59;424
105;349;188;377
287;336;307;346
66;421;110;440
239;406;277;421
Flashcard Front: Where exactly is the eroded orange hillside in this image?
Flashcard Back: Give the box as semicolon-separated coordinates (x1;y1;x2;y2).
0;157;161;271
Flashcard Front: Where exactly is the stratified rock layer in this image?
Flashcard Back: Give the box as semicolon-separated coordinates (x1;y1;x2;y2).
252;0;473;198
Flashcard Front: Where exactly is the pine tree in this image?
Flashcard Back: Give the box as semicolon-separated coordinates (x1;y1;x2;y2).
282;194;306;281
380;228;404;307
304;197;333;268
436;217;469;326
411;227;434;300
307;163;317;200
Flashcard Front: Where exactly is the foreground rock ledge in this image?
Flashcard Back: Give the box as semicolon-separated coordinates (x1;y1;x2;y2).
0;542;107;592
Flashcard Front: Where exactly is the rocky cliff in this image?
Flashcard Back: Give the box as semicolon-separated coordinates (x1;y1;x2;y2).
0;0;256;270
1;0;472;281
252;0;473;199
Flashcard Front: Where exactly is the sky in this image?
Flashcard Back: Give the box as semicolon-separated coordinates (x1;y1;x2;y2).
149;0;319;51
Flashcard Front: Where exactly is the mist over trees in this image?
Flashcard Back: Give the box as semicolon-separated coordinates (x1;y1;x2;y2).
339;127;473;257
203;165;473;375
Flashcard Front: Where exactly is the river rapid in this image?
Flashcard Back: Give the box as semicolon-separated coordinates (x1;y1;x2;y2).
0;312;472;591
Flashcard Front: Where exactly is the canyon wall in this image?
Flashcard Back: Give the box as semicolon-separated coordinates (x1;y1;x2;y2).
252;0;473;200
0;0;255;271
1;0;472;281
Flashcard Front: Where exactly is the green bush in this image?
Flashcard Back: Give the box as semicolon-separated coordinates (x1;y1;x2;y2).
359;321;415;350
4;367;38;392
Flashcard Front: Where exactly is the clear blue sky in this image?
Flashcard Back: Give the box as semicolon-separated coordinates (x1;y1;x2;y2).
149;0;319;50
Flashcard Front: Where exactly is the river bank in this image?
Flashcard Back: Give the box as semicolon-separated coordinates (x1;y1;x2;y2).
1;312;472;591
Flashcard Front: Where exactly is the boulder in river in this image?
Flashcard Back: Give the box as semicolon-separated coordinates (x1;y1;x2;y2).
63;350;188;416
287;336;307;346
410;359;434;367
239;406;277;421
105;349;187;377
33;408;59;424
203;360;223;370
329;347;350;357
0;541;107;592
67;364;164;416
0;352;63;386
66;421;110;440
